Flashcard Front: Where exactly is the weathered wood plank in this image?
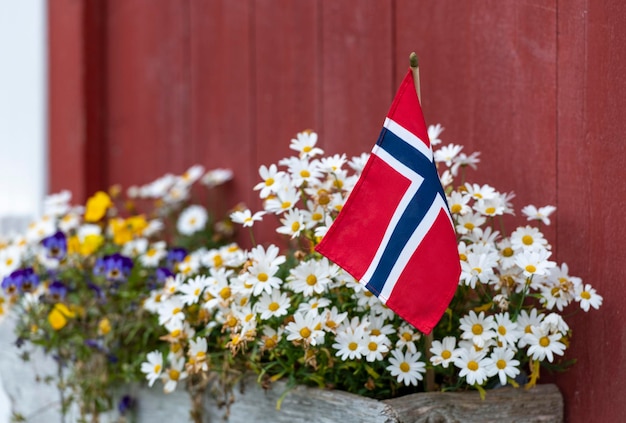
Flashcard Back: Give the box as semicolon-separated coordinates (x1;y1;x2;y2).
555;1;626;422
106;0;192;187
203;378;562;423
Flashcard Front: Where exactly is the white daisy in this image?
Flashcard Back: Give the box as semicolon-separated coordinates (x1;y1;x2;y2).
287;259;332;296
187;337;208;372
514;249;556;278
289;130;323;158
386;349;426;386
427;123;445;145
429;336;462;368
276;208;305;238
575;283;603;312
459;311;496;349
488;347;520;386
201;168;233;188
434;143;463;167
454;348;492;386
363;334;390;362
162;355;188;393
254;164;286;199
510;226;549;252
285;311;325;346
524;326;566;362
333;325;367;361
178;275;210;306
255;290;291;320
493;312;522;348
230;209;265;228
140;350;164;387
177;205;208;236
521;205;556;225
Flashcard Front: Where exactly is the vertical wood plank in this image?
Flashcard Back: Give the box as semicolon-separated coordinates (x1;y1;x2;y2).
251;0;321;244
189;0;253;219
253;0;320;170
48;0;83;198
106;0;191;188
556;1;626;422
320;1;394;157
396;0;558;240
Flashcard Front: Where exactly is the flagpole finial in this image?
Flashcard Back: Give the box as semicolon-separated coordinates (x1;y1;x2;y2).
409;52;419;69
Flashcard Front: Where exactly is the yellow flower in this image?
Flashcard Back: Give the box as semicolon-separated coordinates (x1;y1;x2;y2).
84;191;112;222
98;318;111;335
109;215;148;245
48;304;76;331
81;234;104;256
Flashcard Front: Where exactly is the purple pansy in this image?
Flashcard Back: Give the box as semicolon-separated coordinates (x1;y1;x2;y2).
1;268;40;294
93;253;133;282
41;231;67;260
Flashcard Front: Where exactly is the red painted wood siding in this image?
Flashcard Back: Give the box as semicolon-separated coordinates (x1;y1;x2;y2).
48;1;626;422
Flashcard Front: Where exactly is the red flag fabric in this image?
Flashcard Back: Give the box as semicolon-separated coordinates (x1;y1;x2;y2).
315;69;460;334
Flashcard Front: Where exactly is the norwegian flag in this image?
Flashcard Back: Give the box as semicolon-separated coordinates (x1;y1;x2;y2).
315;69;460;334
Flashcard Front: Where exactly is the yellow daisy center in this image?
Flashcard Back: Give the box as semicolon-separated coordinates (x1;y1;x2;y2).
303;146;312;153
451;204;462;213
154;364;161;374
472;267;482;274
441;350;452;360
467;361;479;371
581;291;591;300
525;265;537;273
348;342;358;351
257;273;269;282
485;207;496;215
368;342;378;351
522;235;534;245
399;362;410;373
281;201;291;209
370;328;381;336
169;369;180;381
496;359;507;370
291;221;301;232
268;302;280;312
459;253;467;261
464;222;475;230
300;170;311;178
472;324;483;335
265;177;275;187
539;336;550;347
306;275;317;286
498;326;507;335
219;287;231;300
300;327;312;338
213;255;223;267
401;332;412;342
502;247;514;257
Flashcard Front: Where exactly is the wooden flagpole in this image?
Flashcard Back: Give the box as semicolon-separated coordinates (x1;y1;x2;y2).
409;52;436;392
409;52;422;103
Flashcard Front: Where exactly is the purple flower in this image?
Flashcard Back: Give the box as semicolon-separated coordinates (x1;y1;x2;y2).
41;231;67;260
1;268;40;294
93;253;133;282
166;247;187;271
156;267;174;284
47;280;68;301
118;395;136;415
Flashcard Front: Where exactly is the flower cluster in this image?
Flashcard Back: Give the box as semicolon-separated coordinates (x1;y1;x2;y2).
140;127;602;413
0;165;234;419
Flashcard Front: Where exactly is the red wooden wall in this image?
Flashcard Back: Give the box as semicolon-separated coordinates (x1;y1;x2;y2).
48;1;626;421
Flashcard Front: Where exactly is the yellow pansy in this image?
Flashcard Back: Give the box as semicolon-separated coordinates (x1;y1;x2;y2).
98;317;111;335
84;191;112;222
109;215;148;245
48;303;76;331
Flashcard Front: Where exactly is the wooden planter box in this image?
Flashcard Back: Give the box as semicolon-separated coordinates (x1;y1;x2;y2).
202;378;563;423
